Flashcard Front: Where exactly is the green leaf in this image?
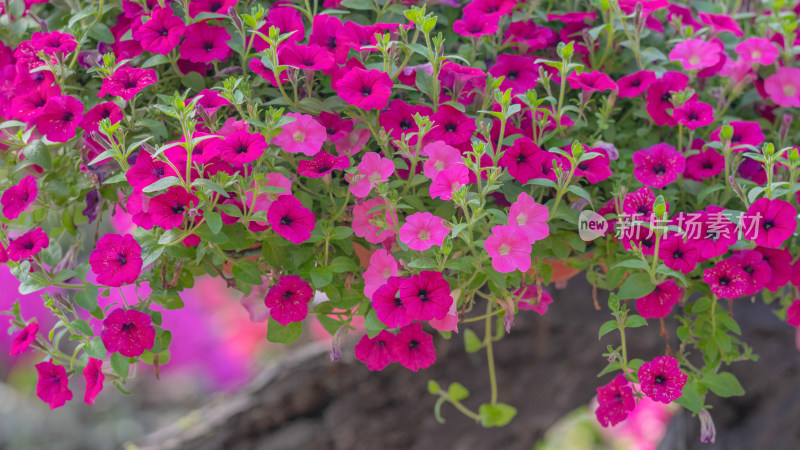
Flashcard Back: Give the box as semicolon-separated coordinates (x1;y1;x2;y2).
205;211;223;235
181;71;205;93
478;403;518;427
22;140;52;169
365;309;386;338
142;176;180;193
85;337;107;360
464;328;483;353
674;381;704;414
88;23;115;43
598;320;618;339
74;284;99;311
331;226;353;240
624;315;648;328
427;379;441;395
617;273;655;300
232;260;263;286
448;382;469;401
266;317;302;344
310;266;333;288
141;53;171;68
110;353;130;379
192;178;229;198
702;372;745;398
71;319;94;336
329;256;359;274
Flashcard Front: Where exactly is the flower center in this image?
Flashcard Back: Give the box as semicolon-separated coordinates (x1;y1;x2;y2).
743;265;754;274
498;243;511;255
763;219;775;231
516;154;527;163
702;162;713;169
689;55;701;66
784;85;797;97
203;41;215;52
124;80;137;89
408;339;419;350
653;164;666;175
660;92;672;102
282;290;294;300
158;27;169;37
507;70;519;80
236;145;249;154
516;213;528;227
293;130;306;142
578;162;588;170
360;86;372;96
117;253;127;265
399;119;413;130
673;249;684;259
172;205;185;214
637;205;650;215
445;123;457;132
418;230;431;241
62;112;74;122
719;276;730;286
280;215;293;226
654;374;666;385
417;289;429;302
121;322;135;332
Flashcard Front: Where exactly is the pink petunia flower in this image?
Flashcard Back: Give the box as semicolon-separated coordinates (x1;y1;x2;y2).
673;101;714;129
179;22;231;63
352;198;397;244
390;322;436;372
398;212;449;251
484;225;532;273
741;198;797;248
379;99;432;145
787;300;800;327
101;308;156;357
508;192;549;244
618;70;656;97
645;71;690;126
10;322;38;356
9;83;61;121
317;111;354;143
729;250;772;296
453;10;499;37
668;39;722;70
274;113;327;156
214;130;267;166
699;12;743;37
83;358;105;405
504;20;557;51
632;143;685;188
265;275;313;326
89;234;143;287
638;355;688;404
354;330;398;371
80;102;123;133
399;271;453;322
336;67;393;111
132;6;185;55
499;137;548;184
149;186;199;230
595;374;636;427
422;140;463;180
364;249;399;300
35;361;73;410
192;89;230;116
334;21;378;52
98;67;157;100
35;95;83;142
126;150;176;191
280;42;335;71
659;234;700;274
31;31;78;55
347;152;394;198
430;164;469;200
703;260;749;299
333;128;370;157
736;38;779;66
1;175;38;220
572;147;613;183
430;300;459;333
756;247;792;292
764;67;800;108
567;71;618;92
298;150;349;178
6;228;49;261
635;279;683;318
309;14;348;64
684;147;724;181
372;277;412;328
709;120;764;150
267;195;316;244
188;0;237;17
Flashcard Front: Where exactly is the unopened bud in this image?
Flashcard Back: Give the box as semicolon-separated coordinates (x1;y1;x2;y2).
780;114;793;142
195;103;211;123
39;20;49;32
729;175;745;198
330;326;347;362
228;7;243;31
719;124;734;141
699;410;716;444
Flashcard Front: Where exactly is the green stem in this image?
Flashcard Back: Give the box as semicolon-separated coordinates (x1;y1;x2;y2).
485;300;498;405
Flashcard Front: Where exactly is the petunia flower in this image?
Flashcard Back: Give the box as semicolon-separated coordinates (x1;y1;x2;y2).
334;128;371;157
516;284;554;315
1;175;38;220
787;300;800;327
336;67;393;111
703;260;749;299
508;192;549;244
398;212;449;251
354;330;398;371
595;374;636;427
764;67;800;108
298;150;349;178
352;198;397;244
645;71;690;126
399;271;453;322
10;322;38;356
364;249;399;300
83;358;105;406
427;105;476;146
35;361;73;410
572;148;613;183
188;0;237;17
637;355;688;404
729;249;772;296
699;12;743;37
635;279;683;318
567;70;618;92
89;234;143;287
452;10;500;37
126;150;176;191
735;38;779;66
617;70;656;98
6;228;49;261
659;234;700;274
335;21;379;52
280;42;336;71
347;152;394;198
80;102;123;133
214;130;267;166
372;276;412;328
132;6;186;55
685;147;724;181
484;225;532;273
504;20;557;51
9;83;61;121
389;322;436;372
267;195;316;244
31;31;77;55
741;198;797;248
379;99;432;145
755;247;792;292
673;101;714;129
35;95;83;142
422;140;463;180
489;53;540;94
632;143;685;188
149;186;199;230
430;164;469;200
709;120;764;151
499;137;549;184
274;113;327;156
101;308;155;357
668;38;722;70
98;67;157;100
191;89;230;116
309;14;347;64
179;22;231;63
265;275;313;326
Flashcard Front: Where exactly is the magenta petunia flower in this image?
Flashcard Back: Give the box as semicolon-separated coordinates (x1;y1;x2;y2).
101;308;156;357
422;140;462;180
379;99;432;145
267;195;316;244
309;14;347;64
427;105;476;146
709;121;764;150
685;147;724;181
787;300;800;327
80;101;123;133
192;89;230;116
595;374;635;427
741;198;796;248
632;143;685;188
508;192;549;244
298;150;349;178
214;130;267;166
9;83;61;121
516;284;554;315
489;54;539;94
453;10;500;37
668;38;722;70
399;212;449;251
390;322;436;372
354;330;398;371
6;228;49;261
572;148;613;183
274;113;327;156
703;260;749;299
265;275;313;326
280;42;336;71
659;234;700;274
352;198;397;244
179;22;231;63
316;111;354;143
694;205;738;260
35;95;83;142
83;358;105;405
31;31;77;55
736;38;779;66
499;137;548;184
617;70;656;98
764;67;800;108
335;21;378;52
729;249;772;296
756;247;792;292
89;234;143;287
399;271;453;322
1;175;38;220
673;101;714;129
99;67;157;100
567;70;617;92
132;6;185;55
126;150;176;191
10;322;38;356
347;152;394;198
372;276;412;328
504;20;557;51
699;12;743;37
364;249;398;300
638;355;688;404
635;279;683;319
188;0;237;17
646;71;689;126
35;361;73;410
149;186;199;230
485;225;532;273
430;164;469;201
336;67;393;111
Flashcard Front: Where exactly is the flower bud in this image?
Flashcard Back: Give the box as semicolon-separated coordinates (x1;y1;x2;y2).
227;6;243;31
330;325;347;362
779;113;793;142
699;410;716;444
719;124;734;141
